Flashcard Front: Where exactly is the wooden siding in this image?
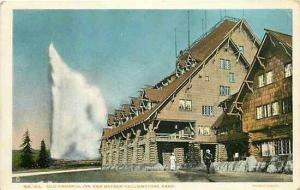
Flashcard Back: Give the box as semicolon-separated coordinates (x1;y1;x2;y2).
157;28;256;143
242;44;292;134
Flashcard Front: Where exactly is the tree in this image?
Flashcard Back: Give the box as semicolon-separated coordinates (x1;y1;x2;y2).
20;129;34;168
37;139;50;168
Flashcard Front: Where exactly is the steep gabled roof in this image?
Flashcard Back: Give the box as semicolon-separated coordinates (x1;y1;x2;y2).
228;30;292;115
131;97;142;108
103;18;256;139
144;88;167;102
107;114;115;126
265;29;292;48
178;19;237;65
121;104;131;115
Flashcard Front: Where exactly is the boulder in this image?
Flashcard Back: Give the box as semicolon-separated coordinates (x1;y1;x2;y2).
234;160;247;172
246;156;257;172
255;162;267;172
266;156;285;173
283;160;293;174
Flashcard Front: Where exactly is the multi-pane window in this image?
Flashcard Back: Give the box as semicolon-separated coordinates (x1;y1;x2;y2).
261;139;292;157
238;45;244;55
202;106;214;116
266;71;274;85
199;126;210;136
272;102;279;116
220;59;231;70
220;85;230;96
179;99;192;111
258;71;274;87
282;97;292;113
229;72;235;83
256;101;280;119
258;74;265;88
284;63;292;78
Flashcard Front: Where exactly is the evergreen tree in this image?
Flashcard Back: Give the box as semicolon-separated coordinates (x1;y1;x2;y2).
37;139;50;168
20;130;34;168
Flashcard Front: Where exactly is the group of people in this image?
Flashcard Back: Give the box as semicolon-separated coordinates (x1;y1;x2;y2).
169;149;213;173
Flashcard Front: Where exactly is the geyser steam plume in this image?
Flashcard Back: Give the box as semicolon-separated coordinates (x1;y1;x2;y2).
49;43;107;160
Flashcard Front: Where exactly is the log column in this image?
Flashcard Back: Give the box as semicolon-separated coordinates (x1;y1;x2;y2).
108;139;113;165
115;138;120;165
132;129;141;163
101;139;108;166
124;132;132;164
248;133;259;157
145;123;158;163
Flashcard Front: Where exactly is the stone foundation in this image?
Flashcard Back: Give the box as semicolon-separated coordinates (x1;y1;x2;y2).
210;155;293;174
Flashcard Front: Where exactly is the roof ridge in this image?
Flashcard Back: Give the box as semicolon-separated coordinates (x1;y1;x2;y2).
264;28;292;37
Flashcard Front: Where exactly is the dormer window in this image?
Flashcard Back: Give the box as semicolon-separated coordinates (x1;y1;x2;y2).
238;45;244;55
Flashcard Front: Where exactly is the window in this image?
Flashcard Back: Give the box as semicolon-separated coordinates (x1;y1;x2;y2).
238;45;244;55
205;76;209;81
199;126;210;136
261;141;276;156
256;106;263;119
271;102;279;116
266;71;274;85
179;99;192;111
256;101;280;119
185;100;192;111
258;74;265;87
261;139;292;157
220;59;231;70
229;72;235;83
220;85;230;96
202;105;214;116
282;97;292;113
258;71;274;87
284;63;292;78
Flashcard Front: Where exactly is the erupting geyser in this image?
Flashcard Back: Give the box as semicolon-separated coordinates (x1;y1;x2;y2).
49;43;107;160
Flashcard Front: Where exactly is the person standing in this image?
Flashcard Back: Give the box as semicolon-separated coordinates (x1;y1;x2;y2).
169;153;176;171
203;149;213;174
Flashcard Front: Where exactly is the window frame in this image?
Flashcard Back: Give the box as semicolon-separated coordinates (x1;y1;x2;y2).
229;72;235;83
179;99;192;111
202;105;214;116
220;59;231;70
220;85;230;96
284;63;292;78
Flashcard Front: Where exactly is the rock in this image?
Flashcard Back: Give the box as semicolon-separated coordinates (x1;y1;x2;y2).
246;156;257;172
255;162;267;172
267;156;285;173
234;161;247;172
266;164;277;173
227;161;237;172
283;160;293;174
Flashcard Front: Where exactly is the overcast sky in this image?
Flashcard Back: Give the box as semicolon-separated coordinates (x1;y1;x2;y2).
13;9;292;149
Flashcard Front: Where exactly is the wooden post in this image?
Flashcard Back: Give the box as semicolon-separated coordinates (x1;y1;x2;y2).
101;139;108;166
108;139;113;165
124;132;131;164
132;129;141;163
115;138;120;165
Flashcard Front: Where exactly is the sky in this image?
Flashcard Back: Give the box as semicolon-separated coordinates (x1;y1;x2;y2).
13;9;292;149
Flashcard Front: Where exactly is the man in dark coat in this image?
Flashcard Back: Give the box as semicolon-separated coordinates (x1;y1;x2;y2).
203;149;213;174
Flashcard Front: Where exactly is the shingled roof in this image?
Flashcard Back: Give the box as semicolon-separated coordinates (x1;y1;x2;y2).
103;18;258;139
265;29;292;47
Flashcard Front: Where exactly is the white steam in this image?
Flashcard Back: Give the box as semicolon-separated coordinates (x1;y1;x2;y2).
49;43;107;160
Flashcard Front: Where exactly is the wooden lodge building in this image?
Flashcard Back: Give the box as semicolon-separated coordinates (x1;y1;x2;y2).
100;17;261;168
218;29;293;162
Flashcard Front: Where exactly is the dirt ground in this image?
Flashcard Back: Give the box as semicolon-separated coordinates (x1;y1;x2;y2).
12;169;292;183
